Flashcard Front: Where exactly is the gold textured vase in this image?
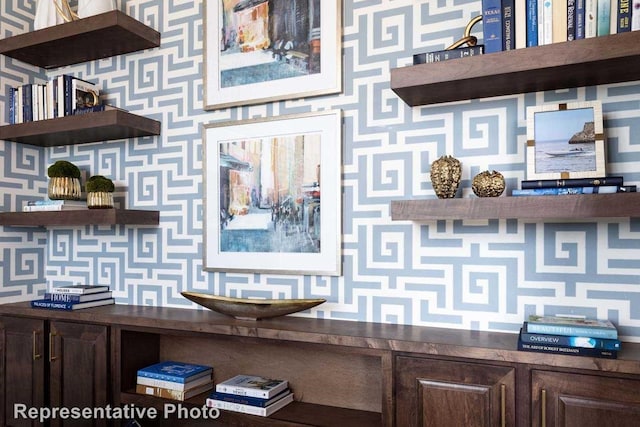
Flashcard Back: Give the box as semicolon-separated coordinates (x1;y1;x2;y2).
430;155;462;199
48;177;81;200
472;170;505;197
87;192;114;209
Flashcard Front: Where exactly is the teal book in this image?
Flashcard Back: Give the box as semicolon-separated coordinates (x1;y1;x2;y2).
526;315;618;339
520;325;621;350
597;0;611;35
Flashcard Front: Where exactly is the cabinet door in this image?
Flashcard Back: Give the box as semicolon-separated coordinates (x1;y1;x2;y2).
0;316;46;427
49;321;108;427
395;356;515;427
532;370;640;427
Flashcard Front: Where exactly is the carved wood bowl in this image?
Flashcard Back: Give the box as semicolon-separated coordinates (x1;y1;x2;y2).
181;292;326;321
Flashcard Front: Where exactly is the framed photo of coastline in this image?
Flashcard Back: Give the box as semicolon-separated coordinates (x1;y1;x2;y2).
526;101;606;180
203;110;342;276
204;0;342;110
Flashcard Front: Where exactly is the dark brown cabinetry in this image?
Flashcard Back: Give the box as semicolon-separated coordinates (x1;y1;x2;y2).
0;316;109;427
395;356;515;427
531;370;640;427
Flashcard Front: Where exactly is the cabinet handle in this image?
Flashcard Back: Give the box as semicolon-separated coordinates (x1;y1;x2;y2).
32;330;41;360
541;389;547;427
49;332;58;362
500;383;506;427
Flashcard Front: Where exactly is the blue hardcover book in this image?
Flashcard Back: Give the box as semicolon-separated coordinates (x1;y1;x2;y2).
526;315;618;339
482;0;504;53
597;0;611;35
64;74;73;116
31;298;115;311
137;361;213;384
512;185;635;196
520;326;621;350
527;0;539;46
617;0;631;32
207;389;291;408
520;176;624;189
575;0;586;38
503;0;515;50
8;87;15;124
567;0;576;40
518;333;617;359
22;84;32;123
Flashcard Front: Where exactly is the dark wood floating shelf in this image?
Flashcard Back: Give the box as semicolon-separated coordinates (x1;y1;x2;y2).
391;31;640;106
390;193;640;221
0;110;161;146
0;10;160;69
0;209;159;226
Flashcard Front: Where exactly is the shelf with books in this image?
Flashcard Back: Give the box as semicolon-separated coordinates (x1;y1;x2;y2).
390;192;640;221
391;31;640;106
0;10;160;69
0;109;160;147
0;209;159;226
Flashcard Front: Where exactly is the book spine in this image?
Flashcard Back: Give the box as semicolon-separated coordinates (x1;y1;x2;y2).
136;376;192;391
22;84;32;123
610;0;619;33
552;0;568;43
567;0;577;40
74;105;107;115
215;384;270;399
23;205;64;212
597;0;611;35
520;176;624;189
45;293;83;303
482;0;504;53
541;0;553;44
512;186;635;196
137;370;210;384
525;323;618;339
50;287;107;295
584;0;598;36
64;75;73;116
8;87;15;125
413;46;484;64
503;0;515;50
527;0;539;46
518;340;618;358
520;330;621;350
135;383;210;401
31;300;73;310
206;399;269;416
208;392;279;408
575;0;586;38
618;0;631;31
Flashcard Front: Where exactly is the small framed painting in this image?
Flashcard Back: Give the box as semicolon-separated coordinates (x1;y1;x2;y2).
204;0;343;110
526;101;606;180
203;110;342;276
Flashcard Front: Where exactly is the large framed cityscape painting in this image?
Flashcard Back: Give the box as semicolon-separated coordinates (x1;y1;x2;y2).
203;110;342;276
526;101;606;180
204;0;342;110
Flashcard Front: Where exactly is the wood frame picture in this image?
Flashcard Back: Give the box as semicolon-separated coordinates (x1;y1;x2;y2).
203;110;342;276
204;0;342;110
526;101;606;180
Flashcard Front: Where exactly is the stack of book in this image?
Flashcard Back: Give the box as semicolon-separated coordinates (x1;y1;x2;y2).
31;285;114;311
136;361;213;401
23;199;88;212
512;176;636;196
518;314;621;359
206;374;293;417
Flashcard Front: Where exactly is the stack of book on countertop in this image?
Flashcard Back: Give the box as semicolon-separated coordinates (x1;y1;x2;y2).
512;176;636;196
518;315;621;359
23;199;88;212
206;374;293;417
31;285;114;311
136;361;213;401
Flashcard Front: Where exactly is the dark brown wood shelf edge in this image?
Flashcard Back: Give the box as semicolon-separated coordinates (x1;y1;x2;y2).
0;209;160;226
0;110;161;147
0;10;160;69
390;193;640;220
391;31;640;106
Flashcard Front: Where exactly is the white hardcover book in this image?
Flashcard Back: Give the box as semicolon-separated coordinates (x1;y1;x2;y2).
538;0;545;44
206;392;294;417
542;0;554;45
57;75;65;118
552;0;568;42
632;0;640;30
50;285;111;295
584;0;598;37
516;0;528;48
610;0;618;34
215;375;288;399
136;373;213;392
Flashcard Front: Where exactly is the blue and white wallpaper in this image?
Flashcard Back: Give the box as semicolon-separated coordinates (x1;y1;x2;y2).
1;0;640;340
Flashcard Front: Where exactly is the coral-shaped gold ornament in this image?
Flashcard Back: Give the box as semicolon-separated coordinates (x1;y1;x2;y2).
430;155;462;199
472;170;505;197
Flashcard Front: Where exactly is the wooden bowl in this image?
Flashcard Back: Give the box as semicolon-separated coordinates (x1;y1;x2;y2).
181;292;326;321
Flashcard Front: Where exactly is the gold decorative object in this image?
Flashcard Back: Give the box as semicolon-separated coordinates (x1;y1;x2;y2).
54;0;79;22
87;192;114;209
445;15;482;50
430;155;462;199
181;292;326;321
472;170;506;197
48;177;81;200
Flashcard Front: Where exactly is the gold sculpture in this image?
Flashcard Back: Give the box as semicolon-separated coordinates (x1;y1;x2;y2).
54;0;79;22
445;15;482;50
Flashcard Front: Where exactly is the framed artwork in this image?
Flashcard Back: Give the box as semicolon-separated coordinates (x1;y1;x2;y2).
526;101;606;180
203;110;342;276
204;0;342;110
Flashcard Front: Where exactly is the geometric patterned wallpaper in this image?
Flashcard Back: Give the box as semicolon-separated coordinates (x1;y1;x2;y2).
1;0;640;341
